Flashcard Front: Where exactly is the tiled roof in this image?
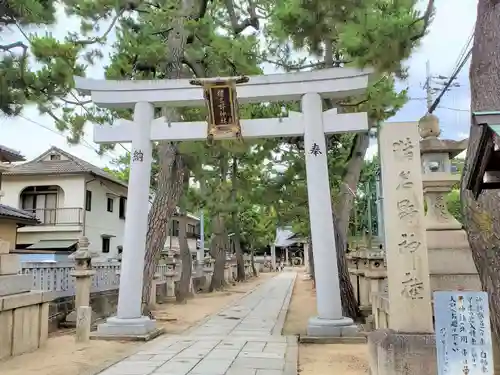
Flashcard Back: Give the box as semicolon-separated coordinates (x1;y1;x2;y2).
3;146;127;187
0;204;39;223
0;145;25;163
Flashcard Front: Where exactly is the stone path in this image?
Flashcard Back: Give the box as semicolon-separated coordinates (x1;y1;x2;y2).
99;271;297;375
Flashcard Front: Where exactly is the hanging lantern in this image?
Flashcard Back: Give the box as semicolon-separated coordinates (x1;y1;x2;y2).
190;76;248;145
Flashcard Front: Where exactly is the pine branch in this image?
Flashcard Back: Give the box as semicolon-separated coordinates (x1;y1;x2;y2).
410;0;435;41
73;10;124;45
1;41;28;79
224;0;259;35
59;97;92;106
195;0;210;21
182;55;206;78
0;41;27;54
338;98;370;107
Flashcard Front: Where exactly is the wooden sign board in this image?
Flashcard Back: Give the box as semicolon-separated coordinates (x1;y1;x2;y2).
202;80;242;141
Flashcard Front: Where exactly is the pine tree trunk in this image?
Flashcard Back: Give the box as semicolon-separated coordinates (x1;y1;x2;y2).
230;157;245;281
334;213;361;319
176;173;193;303
307;237;315;281
209;215;228;291
330;133;369;320
234;232;245;281
141;0;258;305
461;0;500;365
140;0;199;315
336;133;370;237
251;249;258;277
142;143;185;314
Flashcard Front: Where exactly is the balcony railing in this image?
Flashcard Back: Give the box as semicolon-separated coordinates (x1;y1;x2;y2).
26;207;83;226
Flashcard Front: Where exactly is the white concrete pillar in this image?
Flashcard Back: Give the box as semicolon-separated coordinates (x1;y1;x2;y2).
271;244;276;271
302;92;357;337
97;102;156;336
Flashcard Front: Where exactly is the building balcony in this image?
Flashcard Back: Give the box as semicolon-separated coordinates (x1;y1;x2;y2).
18;207;84;233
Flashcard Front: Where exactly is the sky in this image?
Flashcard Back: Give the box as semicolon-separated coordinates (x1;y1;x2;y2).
0;0;477;168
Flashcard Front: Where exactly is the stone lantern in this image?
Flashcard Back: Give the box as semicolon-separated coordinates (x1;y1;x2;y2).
418;113;480;292
68;236;97;342
418;113;467;230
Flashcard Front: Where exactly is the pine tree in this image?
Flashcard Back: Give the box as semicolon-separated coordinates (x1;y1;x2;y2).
261;0;435;317
1;0;58;115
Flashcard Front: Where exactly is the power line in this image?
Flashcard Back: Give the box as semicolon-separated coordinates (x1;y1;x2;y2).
428;48;472;114
17;114;117;160
69;92;130;154
425;23;475;115
450;28;475;77
438;106;470;112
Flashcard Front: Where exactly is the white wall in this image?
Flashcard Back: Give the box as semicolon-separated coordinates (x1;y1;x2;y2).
84;178;127;260
1;174;85;209
163;216;200;254
164;236;198;253
2;174;86;246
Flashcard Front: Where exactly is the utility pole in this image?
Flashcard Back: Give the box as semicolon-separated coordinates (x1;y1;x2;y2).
425;60;433;111
365;181;373;249
423;59;462;114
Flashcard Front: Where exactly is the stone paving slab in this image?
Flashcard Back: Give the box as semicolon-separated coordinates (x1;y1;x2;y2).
98;271;297;375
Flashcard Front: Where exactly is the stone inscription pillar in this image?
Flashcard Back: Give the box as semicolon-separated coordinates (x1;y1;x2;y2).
379;121;433;333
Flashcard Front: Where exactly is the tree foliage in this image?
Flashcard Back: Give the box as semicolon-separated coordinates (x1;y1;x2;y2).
1;0;59;115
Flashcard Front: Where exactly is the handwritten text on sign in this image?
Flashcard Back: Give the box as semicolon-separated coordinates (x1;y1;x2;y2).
434;291;493;375
209;85;234;126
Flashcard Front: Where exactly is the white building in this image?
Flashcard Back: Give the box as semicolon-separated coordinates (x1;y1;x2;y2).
147;194;201;257
163;209;201;257
1;146;127;260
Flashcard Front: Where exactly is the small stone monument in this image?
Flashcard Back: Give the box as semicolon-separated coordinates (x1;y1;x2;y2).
68;236;96;343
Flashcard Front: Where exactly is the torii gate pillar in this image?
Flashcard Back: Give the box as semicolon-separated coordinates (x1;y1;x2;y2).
302;93;357;336
75;68;371;338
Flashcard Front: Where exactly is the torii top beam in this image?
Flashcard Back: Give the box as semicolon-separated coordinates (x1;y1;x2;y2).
74;68;373;108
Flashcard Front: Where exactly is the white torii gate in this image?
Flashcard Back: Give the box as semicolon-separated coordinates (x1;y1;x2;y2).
75;68;372;338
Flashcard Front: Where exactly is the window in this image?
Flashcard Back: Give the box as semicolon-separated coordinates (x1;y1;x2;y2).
50;154;61;161
119;197;127;219
85;190;92;211
102;237;110;253
187;224;197;238
107;197;114;212
171;220;179;236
